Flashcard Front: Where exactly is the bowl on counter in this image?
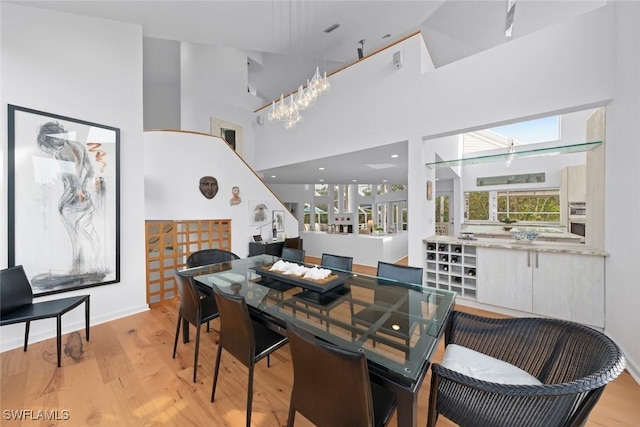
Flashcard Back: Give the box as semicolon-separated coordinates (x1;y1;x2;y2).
459;231;475;240
512;230;539;242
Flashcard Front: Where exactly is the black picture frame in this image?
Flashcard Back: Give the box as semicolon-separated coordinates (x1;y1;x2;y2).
8;105;120;296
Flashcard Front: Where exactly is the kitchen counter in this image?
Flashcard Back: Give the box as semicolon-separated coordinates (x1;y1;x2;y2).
301;231;408;266
461;224;583;243
424;235;607;257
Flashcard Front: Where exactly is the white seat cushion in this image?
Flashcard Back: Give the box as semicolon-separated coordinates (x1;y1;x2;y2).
440;344;542;385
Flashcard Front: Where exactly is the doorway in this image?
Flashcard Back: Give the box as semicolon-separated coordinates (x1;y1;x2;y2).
211;117;243;155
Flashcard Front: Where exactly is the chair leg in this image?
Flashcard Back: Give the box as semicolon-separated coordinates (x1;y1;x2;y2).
211;345;223;402
23;321;31;352
267;354;270;368
206;321;210;333
286;396;296;427
246;365;254;427
427;371;440;427
85;296;90;341
173;316;182;358
56;315;62;367
193;325;201;383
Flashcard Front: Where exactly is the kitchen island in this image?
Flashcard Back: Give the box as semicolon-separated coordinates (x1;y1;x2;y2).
301;230;408;267
424;235;607;328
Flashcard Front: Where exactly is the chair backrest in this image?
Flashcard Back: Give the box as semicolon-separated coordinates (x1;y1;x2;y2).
321;253;353;272
376;261;423;286
211;285;255;368
174;269;204;326
0;265;33;317
286;321;375;427
186;249;240;268
281;247;305;263
283;237;302;249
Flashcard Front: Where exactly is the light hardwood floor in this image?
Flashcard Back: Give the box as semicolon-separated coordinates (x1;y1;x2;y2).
2;260;639;426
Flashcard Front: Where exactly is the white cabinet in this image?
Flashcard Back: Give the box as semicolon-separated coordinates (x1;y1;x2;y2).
476;248;533;312
477;247;604;327
425;241;477;300
532;252;604;327
562;165;587;203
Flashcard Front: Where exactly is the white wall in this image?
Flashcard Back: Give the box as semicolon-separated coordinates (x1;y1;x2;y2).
0;4;148;351
603;0;640;381
143;131;298;256
143;37;181;130
179;42;264;167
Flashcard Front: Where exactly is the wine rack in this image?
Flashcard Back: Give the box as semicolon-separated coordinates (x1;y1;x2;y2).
425;240;477;300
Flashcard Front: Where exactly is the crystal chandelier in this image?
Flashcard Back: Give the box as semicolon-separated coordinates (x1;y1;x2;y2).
267;67;331;130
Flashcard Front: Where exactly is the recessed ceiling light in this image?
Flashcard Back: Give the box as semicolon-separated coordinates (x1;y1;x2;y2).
383;34;392;39
391;154;399;158
352;179;357;182
319;167;325;170
383;179;388;182
271;175;276;178
319;179;324;182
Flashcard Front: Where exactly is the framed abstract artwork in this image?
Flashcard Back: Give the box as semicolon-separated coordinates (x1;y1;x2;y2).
272;210;284;232
8;105;120;296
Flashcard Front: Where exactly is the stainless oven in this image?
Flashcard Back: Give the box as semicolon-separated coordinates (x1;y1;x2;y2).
570;220;586;237
568;202;586;238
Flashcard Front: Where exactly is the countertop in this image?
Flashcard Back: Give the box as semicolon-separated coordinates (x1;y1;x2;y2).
461;224;582;243
424;235;608;257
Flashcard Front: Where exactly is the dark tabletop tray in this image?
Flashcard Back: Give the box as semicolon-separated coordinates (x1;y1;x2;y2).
251;265;348;293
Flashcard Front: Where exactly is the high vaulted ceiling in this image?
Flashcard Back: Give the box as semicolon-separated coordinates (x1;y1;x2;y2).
7;0;606;185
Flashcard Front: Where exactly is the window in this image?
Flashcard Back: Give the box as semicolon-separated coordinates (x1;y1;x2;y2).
465;189;560;222
315;184;328;197
465;192;490;220
497;189;560;222
358;184;372;196
358;204;372;230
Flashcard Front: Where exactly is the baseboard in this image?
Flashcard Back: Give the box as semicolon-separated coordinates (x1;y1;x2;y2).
625;356;640;385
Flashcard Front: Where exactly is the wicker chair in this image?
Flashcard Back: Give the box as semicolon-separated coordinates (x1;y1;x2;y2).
427;311;626;427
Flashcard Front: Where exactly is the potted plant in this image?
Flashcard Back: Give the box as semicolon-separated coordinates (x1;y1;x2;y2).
500;216;517;224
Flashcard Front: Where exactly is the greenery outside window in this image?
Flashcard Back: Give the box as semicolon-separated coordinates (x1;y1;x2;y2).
315;184;328;196
465;189;560;222
497;189;560;222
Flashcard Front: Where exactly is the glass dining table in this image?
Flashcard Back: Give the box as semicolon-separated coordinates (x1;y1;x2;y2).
181;254;456;427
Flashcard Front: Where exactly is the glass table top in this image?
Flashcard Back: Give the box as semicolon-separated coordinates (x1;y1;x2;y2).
183;255;456;383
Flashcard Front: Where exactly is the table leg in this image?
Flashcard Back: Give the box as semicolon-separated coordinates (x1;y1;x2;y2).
370;371;420;427
395;387;418;427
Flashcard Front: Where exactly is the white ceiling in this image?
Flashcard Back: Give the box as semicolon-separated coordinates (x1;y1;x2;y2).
7;0;606;185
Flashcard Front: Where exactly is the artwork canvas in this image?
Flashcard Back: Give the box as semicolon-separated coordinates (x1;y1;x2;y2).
273;210;284;232
426;180;433;200
250;200;269;225
8;105;120;296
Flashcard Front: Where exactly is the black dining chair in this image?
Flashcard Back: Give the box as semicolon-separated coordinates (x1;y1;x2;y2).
293;253;354;323
286;321;397;427
186;248;239;330
0;265;90;368
172;269;220;382
283;236;302;250
281;247;305;263
210;284;289;427
351;262;424;349
186;249;240;268
320;253;353;272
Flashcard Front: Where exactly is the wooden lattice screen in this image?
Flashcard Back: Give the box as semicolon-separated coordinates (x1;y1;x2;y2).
145;219;232;304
